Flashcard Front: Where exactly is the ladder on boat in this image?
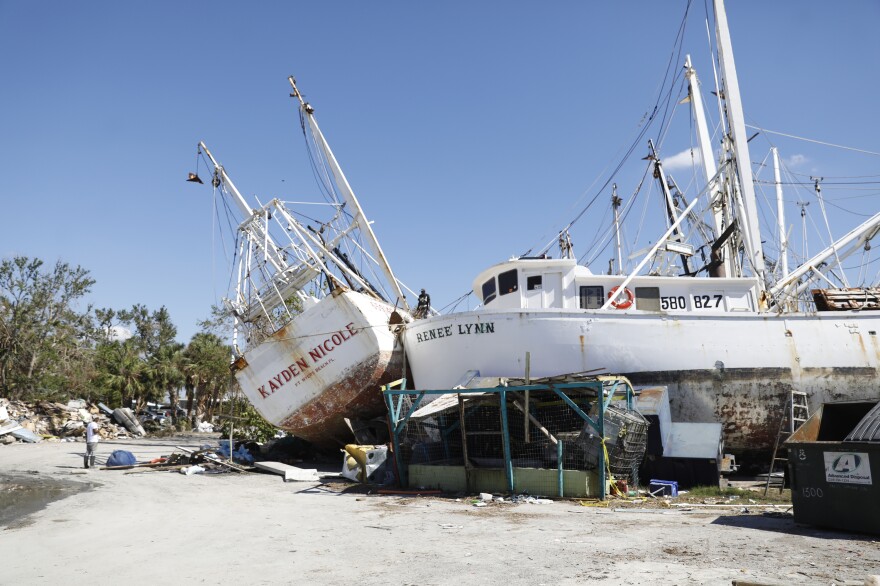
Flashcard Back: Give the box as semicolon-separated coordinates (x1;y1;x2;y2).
763;391;810;495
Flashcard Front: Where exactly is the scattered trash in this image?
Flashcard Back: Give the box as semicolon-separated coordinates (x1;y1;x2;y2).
197;421;214;433
340;444;388;483
254;461;319;482
10;427;40;443
216;441;255;464
504;494;553;505
175;445;249;473
648;479;679;497
181;465;205;475
479;492;493;502
112;408;146;437
376;489;442;496
474;501;487;507
66;399;86;411
0;398;130;443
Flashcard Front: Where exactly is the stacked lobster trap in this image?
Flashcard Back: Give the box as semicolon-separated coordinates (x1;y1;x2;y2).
384;375;648;499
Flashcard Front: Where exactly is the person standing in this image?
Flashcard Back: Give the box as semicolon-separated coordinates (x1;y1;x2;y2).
416;288;431;318
84;420;100;469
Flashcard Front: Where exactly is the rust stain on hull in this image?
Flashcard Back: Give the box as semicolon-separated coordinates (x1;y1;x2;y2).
277;349;403;448
626;366;880;461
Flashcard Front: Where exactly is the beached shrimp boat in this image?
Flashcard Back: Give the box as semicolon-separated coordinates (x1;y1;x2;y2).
402;0;880;459
193;78;410;447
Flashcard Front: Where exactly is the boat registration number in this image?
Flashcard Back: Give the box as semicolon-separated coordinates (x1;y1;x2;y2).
660;294;723;311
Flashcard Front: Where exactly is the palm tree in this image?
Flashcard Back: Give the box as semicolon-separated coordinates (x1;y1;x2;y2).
183;333;232;427
99;339;145;409
149;342;185;424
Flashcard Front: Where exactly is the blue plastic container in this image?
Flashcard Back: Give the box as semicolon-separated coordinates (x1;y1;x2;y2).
649;479;678;497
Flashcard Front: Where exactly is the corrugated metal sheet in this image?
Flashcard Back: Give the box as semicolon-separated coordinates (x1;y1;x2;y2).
845;401;880;442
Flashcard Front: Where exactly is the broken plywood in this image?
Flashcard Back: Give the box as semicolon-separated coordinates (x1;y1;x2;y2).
254;461;320;482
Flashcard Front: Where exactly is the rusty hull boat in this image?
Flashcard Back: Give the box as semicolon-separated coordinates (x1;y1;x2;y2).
195;77;410;448
232;290;402;447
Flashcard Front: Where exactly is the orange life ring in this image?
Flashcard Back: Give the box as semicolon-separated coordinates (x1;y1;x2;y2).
608;286;634;310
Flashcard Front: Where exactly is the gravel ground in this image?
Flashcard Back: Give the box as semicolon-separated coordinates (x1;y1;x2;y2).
1;436;878;585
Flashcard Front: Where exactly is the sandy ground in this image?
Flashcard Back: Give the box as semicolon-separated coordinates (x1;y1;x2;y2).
1;436;879;586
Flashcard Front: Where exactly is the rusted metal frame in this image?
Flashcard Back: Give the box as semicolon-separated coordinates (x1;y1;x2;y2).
603;380;619;411
438;413;460;461
384;389;406;488
524;351;531;443
388;389;428;488
458;393;473;493
392;392;426;437
499;389;514;493
549;386;606;499
549;387;600;435
511;395;558;445
557;440;564;497
384;382;420;488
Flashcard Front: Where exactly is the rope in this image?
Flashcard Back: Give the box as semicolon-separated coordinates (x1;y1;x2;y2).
601;436;626;498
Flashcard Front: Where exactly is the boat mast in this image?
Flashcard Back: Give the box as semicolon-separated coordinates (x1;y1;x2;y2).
198;141;291;278
288;76;411;312
684;55;730;278
769;211;880;302
198;141;254;217
713;0;766;294
612;184;624;275
648;140;692;275
197;141;394;324
771;147;789;280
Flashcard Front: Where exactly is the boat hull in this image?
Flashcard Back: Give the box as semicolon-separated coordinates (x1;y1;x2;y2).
403;310;880;456
233;290;402;448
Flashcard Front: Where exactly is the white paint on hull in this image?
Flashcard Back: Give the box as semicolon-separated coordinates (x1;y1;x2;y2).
403;309;880;452
234;290;400;433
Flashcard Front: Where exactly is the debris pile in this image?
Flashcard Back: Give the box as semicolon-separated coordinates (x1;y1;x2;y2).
0;398;132;444
101;443;259;475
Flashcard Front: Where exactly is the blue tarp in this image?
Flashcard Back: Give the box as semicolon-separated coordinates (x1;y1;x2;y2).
216;441;255;464
106;450;137;467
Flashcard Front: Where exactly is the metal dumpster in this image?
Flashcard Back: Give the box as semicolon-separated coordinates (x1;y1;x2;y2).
785;400;880;535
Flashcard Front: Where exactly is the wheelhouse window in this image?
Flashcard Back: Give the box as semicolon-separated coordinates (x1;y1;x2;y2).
579;286;604;309
527;275;542;291
635;287;660;311
498;269;518;296
482;277;497;305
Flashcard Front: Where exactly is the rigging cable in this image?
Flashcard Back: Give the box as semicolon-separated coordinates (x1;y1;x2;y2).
745;124;880;158
532;0;694;258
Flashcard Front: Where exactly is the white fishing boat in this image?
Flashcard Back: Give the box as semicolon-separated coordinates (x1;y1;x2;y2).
402;0;880;458
192;78;411;447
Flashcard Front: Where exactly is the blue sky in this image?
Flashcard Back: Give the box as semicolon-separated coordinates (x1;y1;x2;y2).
2;1;878;343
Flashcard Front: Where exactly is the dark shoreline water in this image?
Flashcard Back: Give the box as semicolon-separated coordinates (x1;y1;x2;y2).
0;472;97;529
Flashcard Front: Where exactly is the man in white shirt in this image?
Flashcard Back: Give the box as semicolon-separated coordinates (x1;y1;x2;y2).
84;420;100;469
